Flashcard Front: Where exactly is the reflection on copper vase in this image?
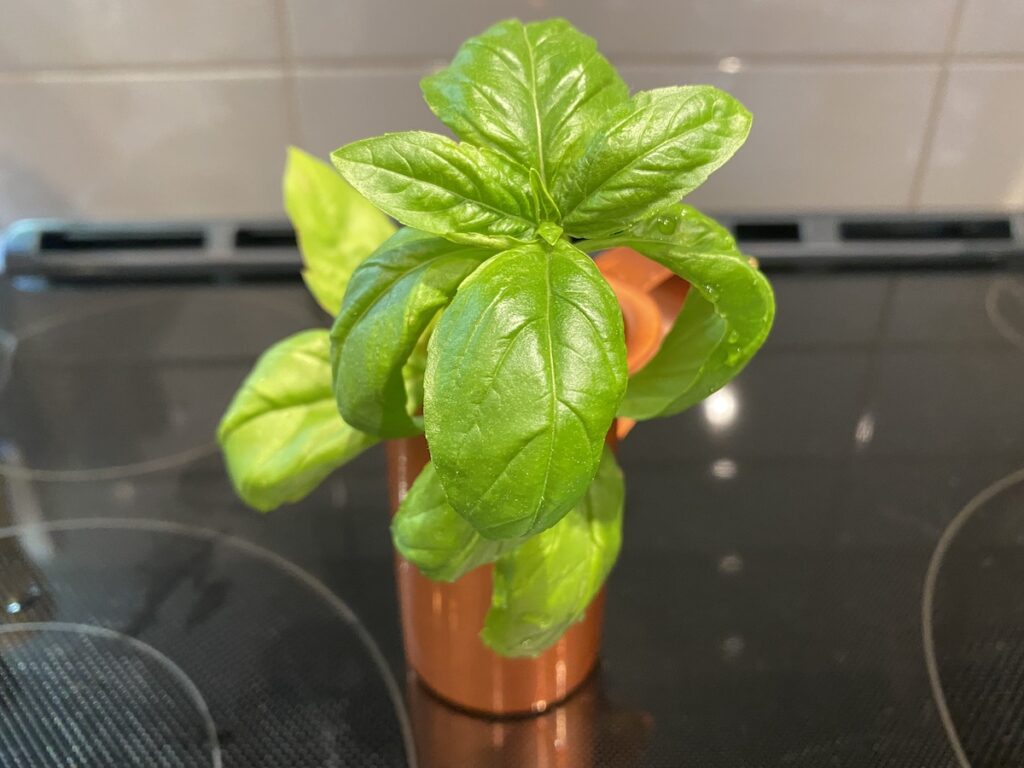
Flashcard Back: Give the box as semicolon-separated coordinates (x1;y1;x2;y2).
387;247;688;716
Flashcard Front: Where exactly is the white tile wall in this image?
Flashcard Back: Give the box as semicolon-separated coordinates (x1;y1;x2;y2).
919;64;1024;210
285;0;545;61
0;0;1020;227
294;69;441;158
623;64;940;211
957;0;1024;54
0;1;281;69
0;75;290;226
285;0;959;60
560;0;959;58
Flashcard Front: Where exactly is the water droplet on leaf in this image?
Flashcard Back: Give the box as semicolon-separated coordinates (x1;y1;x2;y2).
656;215;677;235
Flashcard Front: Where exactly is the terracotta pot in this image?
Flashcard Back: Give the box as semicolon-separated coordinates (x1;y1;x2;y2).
386;247;688;716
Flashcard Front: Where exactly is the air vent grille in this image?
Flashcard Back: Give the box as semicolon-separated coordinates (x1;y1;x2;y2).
4;214;1022;279
39;229;204;251
840;218;1011;242
734;222;801;242
234;226;296;248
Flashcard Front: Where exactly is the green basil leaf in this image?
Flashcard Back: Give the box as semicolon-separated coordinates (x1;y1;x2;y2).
330;228;492;437
531;170;563;244
481;446;624;657
218;330;377;512
421;18;628;189
391;461;517;582
620;291;728;419
529;168;561;223
283;146;396;315
584;204;774;419
331;131;536;248
556;87;752;239
537;221;564;246
424;240;627;540
648;203;746;259
401;314;436;420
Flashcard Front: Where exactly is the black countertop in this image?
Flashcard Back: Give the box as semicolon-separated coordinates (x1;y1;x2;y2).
1;265;1023;767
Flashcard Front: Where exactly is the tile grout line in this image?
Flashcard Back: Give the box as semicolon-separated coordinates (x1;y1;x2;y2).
5;50;1024;84
273;0;301;149
0;66;285;85
908;0;969;210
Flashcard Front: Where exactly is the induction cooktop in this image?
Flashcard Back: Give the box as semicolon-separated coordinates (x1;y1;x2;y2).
1;217;1023;767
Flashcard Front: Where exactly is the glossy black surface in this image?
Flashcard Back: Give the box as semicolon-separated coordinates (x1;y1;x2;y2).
1;266;1023;767
0;526;407;767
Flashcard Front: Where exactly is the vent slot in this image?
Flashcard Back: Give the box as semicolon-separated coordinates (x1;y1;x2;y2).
840;218;1012;241
734;221;801;242
235;226;296;248
38;229;204;251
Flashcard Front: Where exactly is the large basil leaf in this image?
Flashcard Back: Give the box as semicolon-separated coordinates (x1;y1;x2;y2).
330;228;492;437
421;18;628;188
481;446;624;657
331;131;536;248
584;204;774;419
424;240;627;540
283;146;396;315
218;330;377;512
556;87;752;239
391;461;517;582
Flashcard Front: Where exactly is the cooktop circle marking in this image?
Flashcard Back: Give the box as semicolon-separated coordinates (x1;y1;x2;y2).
8;296;155;343
8;293;313;345
0;443;218;482
0;517;418;768
922;465;1024;768
0;292;315;481
0;329;15;392
0;620;221;768
986;278;1024;354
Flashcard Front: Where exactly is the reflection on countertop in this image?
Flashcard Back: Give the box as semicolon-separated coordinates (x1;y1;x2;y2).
408;671;652;768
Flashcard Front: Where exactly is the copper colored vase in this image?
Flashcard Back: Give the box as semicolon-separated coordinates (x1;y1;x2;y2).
386;247;688;716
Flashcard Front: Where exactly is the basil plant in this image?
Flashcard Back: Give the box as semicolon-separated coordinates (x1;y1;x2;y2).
219;18;774;657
